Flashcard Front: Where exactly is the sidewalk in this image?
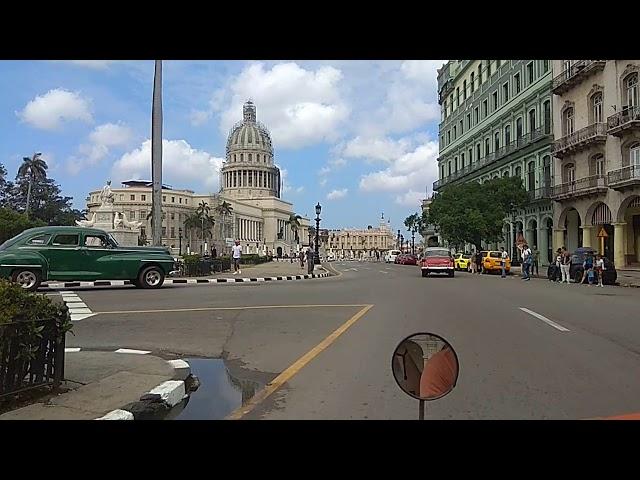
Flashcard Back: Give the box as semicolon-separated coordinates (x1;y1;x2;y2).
509;265;640;287
175;260;327;280
0;351;180;420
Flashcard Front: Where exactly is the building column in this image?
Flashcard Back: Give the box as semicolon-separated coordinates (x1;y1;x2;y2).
537;225;548;267
581;226;593;249
614;223;627;268
552;228;565;254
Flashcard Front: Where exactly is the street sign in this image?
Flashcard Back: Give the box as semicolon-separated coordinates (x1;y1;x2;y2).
597;227;608;238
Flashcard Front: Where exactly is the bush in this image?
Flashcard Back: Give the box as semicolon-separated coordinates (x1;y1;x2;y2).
240;254;272;265
0;280;71;328
0;208;46;244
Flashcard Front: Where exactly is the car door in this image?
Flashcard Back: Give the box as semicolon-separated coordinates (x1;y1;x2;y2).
81;233;121;280
43;232;84;280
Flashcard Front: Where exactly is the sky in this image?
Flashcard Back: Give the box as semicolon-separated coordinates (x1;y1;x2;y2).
0;60;445;232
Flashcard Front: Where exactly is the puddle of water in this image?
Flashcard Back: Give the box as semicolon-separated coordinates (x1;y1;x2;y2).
171;358;263;420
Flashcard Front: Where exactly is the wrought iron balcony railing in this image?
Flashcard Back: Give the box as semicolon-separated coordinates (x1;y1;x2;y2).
551;123;607;157
551;60;606;94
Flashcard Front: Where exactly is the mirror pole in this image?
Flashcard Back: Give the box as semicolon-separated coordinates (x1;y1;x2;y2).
419;400;425;420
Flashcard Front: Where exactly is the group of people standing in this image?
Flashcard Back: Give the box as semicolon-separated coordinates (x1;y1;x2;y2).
549;247;606;287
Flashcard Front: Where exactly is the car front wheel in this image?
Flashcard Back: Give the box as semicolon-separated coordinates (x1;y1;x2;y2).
422;270;428;277
138;265;165;289
448;270;455;278
12;269;42;292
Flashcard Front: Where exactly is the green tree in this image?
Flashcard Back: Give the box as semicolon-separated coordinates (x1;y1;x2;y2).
195;201;215;252
404;213;420;254
17;153;47;216
0;207;46;244
214;200;233;242
427;176;528;252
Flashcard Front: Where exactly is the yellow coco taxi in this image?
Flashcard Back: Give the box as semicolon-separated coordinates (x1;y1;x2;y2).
481;251;511;274
454;253;472;271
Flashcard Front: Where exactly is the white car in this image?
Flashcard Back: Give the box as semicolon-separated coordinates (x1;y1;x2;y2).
385;249;402;263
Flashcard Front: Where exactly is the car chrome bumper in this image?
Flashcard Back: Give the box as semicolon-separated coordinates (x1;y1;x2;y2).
169;270;180;277
421;266;452;270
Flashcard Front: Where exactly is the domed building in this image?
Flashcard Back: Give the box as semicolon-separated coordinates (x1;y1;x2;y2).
85;101;309;257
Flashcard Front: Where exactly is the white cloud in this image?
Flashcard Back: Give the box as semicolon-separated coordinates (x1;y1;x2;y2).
189;109;211;127
342;136;413;163
327;188;348;200
395;190;425;207
319;178;327;187
318;166;331;176
359;141;439;196
65;60;114;70
295;186;304;193
17;89;92;130
218;62;349;149
329;158;346;167
89;123;133;148
112;139;224;191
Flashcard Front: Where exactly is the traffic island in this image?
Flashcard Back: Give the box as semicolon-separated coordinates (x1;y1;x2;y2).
0;350;198;420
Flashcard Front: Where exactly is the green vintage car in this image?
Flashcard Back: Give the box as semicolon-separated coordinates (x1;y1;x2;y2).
0;226;176;291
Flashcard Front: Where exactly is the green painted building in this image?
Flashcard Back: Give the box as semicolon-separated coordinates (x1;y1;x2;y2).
434;60;554;265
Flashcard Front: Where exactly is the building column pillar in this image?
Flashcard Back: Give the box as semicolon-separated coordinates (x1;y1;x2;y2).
552;228;565;254
507;222;513;259
614;222;627;268
581;226;593;249
538;225;548;267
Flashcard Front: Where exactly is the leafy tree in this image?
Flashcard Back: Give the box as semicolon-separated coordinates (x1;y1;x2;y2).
195;201;215;252
0;208;46;244
427;176;528;252
17;153;47;216
214;200;233;241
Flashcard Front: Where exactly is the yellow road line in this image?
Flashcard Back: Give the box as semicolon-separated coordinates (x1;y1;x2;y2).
226;304;374;420
93;304;368;315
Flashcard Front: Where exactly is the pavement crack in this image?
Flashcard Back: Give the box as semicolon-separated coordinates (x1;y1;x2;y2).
220;310;243;359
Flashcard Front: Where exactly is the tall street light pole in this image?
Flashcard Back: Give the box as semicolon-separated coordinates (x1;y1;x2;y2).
397;229;400;249
412;226;416;255
314;202;322;265
151;60;163;246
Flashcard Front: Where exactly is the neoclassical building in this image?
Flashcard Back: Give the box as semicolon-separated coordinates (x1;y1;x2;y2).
86;101;309;256
326;215;396;259
434;60;554;264
550;60;640;268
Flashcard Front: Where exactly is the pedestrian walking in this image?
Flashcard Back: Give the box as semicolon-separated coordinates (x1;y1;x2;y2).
500;247;508;278
232;240;242;275
475;250;483;274
595;254;605;287
299;250;305;268
582;253;595;285
211;246;217;258
306;248;315;274
560;247;571;284
521;243;532;281
532;245;540;276
470;252;477;274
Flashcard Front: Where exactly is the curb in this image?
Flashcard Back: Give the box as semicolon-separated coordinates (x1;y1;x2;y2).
91;356;198;421
39;272;332;290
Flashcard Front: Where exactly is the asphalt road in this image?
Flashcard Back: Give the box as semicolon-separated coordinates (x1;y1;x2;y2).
59;261;640;419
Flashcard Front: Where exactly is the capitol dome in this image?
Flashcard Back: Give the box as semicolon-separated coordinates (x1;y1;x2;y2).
220;101;281;199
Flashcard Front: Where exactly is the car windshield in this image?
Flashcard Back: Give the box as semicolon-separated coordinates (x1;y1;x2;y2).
424;249;450;257
462;254;472;259
107;234;119;247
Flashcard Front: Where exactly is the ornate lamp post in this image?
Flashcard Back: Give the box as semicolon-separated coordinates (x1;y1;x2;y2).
314;202;321;265
178;227;183;256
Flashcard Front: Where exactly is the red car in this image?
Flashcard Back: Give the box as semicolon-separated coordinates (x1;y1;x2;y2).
420;247;455;277
397;254;417;265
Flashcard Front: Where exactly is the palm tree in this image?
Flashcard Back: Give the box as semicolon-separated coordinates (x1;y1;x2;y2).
196;201;215;254
286;213;303;245
214;200;233;243
183;212;201;253
18;152;47;216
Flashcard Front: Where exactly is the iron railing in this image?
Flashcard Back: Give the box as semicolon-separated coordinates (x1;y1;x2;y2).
607;105;640;132
434;127;550;190
551;123;607;156
608;165;640;185
0;318;65;398
551;60;606;93
551;175;608;198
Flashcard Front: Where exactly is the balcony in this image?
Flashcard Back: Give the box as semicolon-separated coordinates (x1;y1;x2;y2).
608;165;640;189
551;175;608;201
551;60;607;95
551;123;607;158
433;127;551;191
607;105;640;137
527;186;553;202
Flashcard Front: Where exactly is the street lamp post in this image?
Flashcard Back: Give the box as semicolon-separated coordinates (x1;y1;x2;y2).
397;229;401;249
178;227;182;256
400;234;404;253
412;226;416;255
314;202;321;265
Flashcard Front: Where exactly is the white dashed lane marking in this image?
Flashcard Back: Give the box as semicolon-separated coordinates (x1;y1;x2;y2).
519;307;570;332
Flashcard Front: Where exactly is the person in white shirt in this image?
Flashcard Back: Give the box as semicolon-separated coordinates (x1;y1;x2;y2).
500;247;508;278
231;240;242;275
521;244;532;281
595;254;605;288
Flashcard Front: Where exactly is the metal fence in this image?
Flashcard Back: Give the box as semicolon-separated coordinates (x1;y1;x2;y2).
0;318;65;398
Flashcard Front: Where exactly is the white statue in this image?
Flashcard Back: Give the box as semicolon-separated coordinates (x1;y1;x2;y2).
76;212;96;227
121;212;143;230
113;211;123;230
99;180;115;207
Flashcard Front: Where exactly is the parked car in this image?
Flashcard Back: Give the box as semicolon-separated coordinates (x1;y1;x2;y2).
546;247;617;285
453;253;472;271
420;247;455;277
385;249;401;263
0;226;176;291
481;250;511;274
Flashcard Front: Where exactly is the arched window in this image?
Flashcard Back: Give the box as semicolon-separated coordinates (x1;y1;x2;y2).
454;157;458;171
563;107;574;136
564;163;576;183
494;132;500;151
240;153;244;162
470;72;475;93
233;154;236;162
503;170;509;177
461;152;465;169
476;144;481;160
485;138;490;156
248;153;252;162
256;154;260;162
468;148;473;163
528;109;536;132
448;161;452;176
591;93;603;123
515;165;522;178
625;73;638;108
516;117;523;139
543;155;551;188
527;160;536;192
543;100;551;134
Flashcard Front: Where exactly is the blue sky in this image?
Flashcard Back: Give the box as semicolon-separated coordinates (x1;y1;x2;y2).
0;60;444;232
